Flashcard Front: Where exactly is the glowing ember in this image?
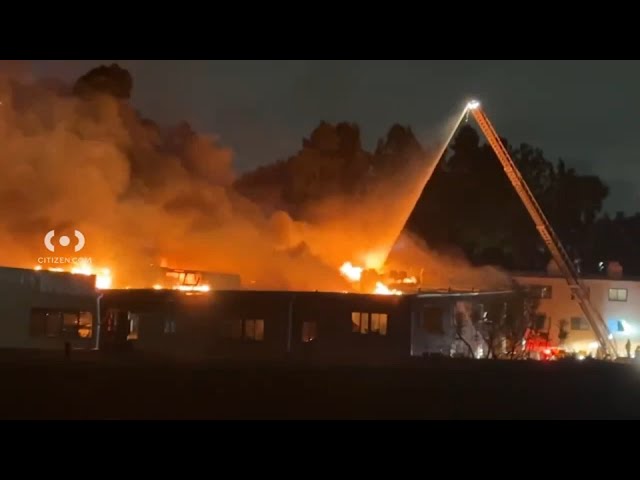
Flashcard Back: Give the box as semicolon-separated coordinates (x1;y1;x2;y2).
374;281;402;296
339;262;363;282
402;276;417;284
173;284;211;292
153;284;163;290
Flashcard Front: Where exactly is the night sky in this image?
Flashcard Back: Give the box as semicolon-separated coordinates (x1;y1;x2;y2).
32;60;640;214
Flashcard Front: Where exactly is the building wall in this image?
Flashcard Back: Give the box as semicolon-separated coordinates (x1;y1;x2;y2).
410;297;455;356
409;292;516;358
514;274;640;357
0;267;97;350
101;289;521;362
101;290;413;363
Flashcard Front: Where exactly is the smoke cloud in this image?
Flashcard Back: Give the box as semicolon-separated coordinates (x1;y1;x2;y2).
0;65;509;292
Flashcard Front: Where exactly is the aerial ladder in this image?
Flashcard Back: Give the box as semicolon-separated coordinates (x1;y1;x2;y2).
465;100;618;359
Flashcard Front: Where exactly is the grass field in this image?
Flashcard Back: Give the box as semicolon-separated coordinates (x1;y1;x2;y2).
1;351;639;419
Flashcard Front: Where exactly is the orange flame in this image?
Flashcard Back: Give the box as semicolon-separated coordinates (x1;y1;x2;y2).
35;263;112;289
339;261;363;282
373;281;402;296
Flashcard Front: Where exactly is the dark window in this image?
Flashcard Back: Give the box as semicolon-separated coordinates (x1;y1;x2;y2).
127;313;139;340
608;288;628;302
302;321;317;342
227;319;264;341
163;317;176;334
230;319;243;339
571;317;589;331
534;314;547;331
423;306;444;334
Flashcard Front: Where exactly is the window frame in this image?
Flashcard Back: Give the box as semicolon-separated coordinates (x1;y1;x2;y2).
608;288;628;302
351;312;388;336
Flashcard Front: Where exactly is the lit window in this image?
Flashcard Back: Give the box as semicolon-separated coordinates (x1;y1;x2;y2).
244;319;264;341
608;288;628;302
29;309;93;339
351;312;387;335
370;313;388;335
607;319;625;333
351;312;360;332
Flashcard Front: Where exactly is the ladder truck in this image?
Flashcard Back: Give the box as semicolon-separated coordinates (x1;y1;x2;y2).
465;100;618;359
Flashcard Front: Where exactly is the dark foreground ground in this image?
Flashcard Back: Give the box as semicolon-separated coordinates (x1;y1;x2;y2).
1;351;639;419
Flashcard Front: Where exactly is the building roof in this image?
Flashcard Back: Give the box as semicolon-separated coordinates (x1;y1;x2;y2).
0;265;96;294
512;270;640;283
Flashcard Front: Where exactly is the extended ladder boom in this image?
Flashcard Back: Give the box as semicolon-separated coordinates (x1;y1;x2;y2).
469;105;618;358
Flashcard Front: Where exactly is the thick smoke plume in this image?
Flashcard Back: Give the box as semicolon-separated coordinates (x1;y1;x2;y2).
0;64;509;291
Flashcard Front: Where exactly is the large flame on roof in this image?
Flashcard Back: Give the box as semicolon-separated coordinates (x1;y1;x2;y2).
339;260;403;296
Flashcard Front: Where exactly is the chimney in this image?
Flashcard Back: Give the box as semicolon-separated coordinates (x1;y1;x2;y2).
607;261;623;279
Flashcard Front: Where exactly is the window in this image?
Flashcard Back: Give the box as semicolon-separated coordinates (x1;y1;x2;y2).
29;310;93;338
352;312;387;335
227;319;264;341
607;319;625;333
352;312;368;333
127;313;139;340
608;288;628;302
423;306;444;334
370;313;388;335
571;317;589;331
244;319;264;341
534;314;547;331
230;319;243;339
76;312;93;338
530;285;552;299
302;321;317;342
571;287;590;300
44;312;62;337
164;317;176;334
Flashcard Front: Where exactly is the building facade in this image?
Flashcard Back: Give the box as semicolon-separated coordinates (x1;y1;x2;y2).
99;288;518;363
0;267;98;351
514;265;640;358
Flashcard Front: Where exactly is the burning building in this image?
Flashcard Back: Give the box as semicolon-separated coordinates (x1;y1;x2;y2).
97;287;519;363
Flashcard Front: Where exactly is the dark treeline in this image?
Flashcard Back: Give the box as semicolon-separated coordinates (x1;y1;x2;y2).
236;121;636;276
